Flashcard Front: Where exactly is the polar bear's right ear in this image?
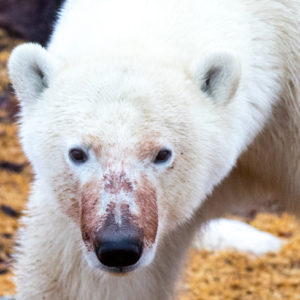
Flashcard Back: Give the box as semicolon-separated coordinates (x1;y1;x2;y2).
192;51;241;104
8;43;58;106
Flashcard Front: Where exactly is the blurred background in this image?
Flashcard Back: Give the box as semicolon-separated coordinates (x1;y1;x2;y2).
1;1;300;299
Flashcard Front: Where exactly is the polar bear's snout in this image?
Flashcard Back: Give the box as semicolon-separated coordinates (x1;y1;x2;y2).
80;171;159;272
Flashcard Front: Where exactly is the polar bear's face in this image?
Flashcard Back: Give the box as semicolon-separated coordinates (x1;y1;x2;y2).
8;44;241;274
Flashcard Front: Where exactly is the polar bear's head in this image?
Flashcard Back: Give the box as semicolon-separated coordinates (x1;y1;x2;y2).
8;43;241;274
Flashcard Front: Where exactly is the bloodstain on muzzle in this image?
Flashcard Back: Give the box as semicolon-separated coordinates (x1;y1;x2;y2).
135;175;158;247
94;202;144;267
80;172;158;252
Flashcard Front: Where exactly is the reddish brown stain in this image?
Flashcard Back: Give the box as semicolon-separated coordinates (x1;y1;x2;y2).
167;162;175;171
94;202;144;251
80;174;158;250
100;171;158;248
80;181;102;251
83;135;102;157
120;202;144;236
58;194;81;224
137;139;160;161
63;197;80;224
76;169;158;253
55;168;81;225
104;171;133;194
93;144;103;158
135;175;158;247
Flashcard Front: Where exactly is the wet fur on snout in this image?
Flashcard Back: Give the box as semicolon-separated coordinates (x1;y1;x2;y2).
80;173;158;253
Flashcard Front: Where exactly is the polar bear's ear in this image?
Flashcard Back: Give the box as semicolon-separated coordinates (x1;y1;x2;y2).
194;51;241;103
8;43;58;106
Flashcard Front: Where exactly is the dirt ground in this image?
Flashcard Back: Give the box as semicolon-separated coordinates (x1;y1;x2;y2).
1;29;300;299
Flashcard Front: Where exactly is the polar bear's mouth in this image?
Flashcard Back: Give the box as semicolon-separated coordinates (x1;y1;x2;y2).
96;261;140;275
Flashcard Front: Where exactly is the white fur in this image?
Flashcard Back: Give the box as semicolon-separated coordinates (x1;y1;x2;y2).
194;219;282;255
7;0;300;299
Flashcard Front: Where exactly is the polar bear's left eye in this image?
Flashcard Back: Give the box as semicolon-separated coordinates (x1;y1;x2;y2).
69;148;88;164
154;149;172;164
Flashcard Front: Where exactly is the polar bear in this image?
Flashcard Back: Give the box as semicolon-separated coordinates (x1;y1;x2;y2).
8;0;300;299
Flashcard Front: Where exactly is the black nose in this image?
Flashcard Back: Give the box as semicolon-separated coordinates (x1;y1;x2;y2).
96;238;143;268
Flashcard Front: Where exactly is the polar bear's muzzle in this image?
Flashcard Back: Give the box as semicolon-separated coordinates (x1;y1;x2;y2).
80;173;159;273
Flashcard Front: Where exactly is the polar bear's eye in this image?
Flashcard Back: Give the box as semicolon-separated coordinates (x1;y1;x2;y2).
69;148;88;164
154;149;172;164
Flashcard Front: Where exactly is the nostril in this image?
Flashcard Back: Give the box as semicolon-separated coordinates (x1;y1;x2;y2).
96;239;143;268
99;249;139;267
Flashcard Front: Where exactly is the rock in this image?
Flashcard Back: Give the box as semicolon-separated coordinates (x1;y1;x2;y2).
0;88;19;123
0;162;26;173
0;205;20;218
0;0;65;45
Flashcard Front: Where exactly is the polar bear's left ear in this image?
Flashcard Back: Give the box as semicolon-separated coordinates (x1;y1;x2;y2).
193;51;241;104
8;43;58;106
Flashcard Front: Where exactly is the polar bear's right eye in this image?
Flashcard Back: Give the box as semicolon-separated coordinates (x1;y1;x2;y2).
69;148;88;164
